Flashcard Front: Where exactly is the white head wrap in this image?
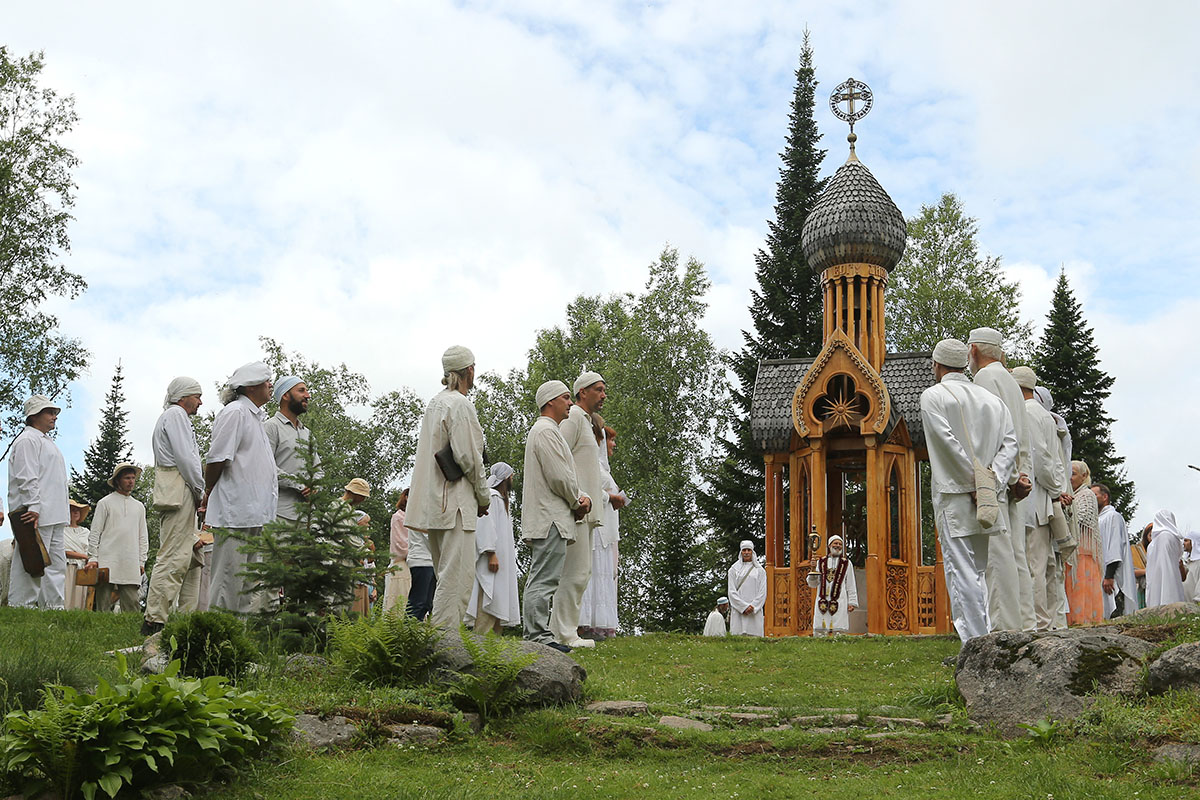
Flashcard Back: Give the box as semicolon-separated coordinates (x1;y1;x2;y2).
739;539;755;553
23;395;61;419
967;327;1004;346
827;534;844;548
273;376;303;406
717;596;729;605
1186;531;1200;562
488;462;515;488
1011;366;1038;390
1034;386;1053;411
932;339;969;369
536;380;570;409
163;377;203;409
220;361;272;405
442;345;475;374
1152;509;1181;541
573;371;604;395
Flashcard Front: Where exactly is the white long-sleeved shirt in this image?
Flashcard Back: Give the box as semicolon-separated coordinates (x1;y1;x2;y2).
405;389;490;533
521;415;587;541
88;492;149;585
560;405;603;529
152;404;205;496
205;396;278;528
1024;399;1067;526
972;362;1031;479
919;373;1018;538
6;425;69;526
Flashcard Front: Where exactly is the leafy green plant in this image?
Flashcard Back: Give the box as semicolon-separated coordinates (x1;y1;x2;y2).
162;610;260;680
1018;717;1064;746
902;678;965;712
1;656;292;800
328;606;442;687
446;626;537;723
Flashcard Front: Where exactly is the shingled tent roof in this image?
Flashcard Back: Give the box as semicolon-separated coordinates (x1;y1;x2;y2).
750;352;934;453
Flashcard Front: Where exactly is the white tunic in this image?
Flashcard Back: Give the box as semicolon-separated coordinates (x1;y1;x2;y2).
406;389;490;533
1097;505;1138;616
7;426;69;526
152;404;205;495
521;415;586;542
205;396;278;528
64;525;90;561
408;529;433;568
703;609;727;636
809;555;859;634
1146;531;1187;607
727;558;767;636
88;492;149;585
559;405;603;530
1024;399;1066;527
466;489;520;626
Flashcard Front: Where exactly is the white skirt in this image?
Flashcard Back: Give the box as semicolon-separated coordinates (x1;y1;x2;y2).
579;541;618;628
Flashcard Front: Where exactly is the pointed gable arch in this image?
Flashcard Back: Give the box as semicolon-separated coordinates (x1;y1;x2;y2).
791;329;891;440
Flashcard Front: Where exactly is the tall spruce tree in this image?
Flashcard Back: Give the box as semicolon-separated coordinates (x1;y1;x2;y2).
698;34;826;559
71;363;135;506
1033;270;1136;519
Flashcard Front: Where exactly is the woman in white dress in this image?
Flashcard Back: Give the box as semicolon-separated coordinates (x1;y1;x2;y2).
580;424;626;641
63;500;92;610
466;463;521;633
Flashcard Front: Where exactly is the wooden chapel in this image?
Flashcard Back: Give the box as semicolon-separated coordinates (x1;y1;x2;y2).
749;81;952;636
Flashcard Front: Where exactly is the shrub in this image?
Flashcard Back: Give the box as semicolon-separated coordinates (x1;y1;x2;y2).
0;657;293;800
446;626;537;723
0;642;95;715
161;611;260;680
327;606;441;687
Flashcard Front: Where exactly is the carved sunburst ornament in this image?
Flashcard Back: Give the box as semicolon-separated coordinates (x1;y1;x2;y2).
822;387;865;429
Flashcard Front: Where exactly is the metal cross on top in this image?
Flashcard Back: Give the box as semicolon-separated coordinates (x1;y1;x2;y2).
830;78;873;155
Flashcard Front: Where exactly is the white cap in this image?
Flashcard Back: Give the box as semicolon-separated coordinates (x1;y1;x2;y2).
573;371;604;395
932;339;969;369
1011;366;1038;390
967;327;1004;346
536;380;570;409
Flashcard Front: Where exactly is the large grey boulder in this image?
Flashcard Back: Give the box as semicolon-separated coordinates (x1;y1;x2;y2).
955;629;1155;737
292;714;357;750
1119;602;1200;621
1147;641;1200;694
433;630;586;706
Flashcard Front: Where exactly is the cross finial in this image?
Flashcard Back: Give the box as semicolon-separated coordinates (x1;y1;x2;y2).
830;78;873;160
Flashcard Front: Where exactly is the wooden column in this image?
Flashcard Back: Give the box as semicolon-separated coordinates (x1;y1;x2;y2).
864;435;886;634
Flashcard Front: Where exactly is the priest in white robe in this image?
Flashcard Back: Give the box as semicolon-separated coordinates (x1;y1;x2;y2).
1145;509;1187;607
922;338;1019;642
87;464;150;613
467;462;521;633
703;597;729;636
727;540;767;636
807;534;858;636
1092;483;1138;617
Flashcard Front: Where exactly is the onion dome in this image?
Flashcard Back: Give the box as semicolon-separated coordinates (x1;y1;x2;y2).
801;151;907;273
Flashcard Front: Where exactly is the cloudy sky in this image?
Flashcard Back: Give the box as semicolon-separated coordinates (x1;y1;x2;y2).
4;1;1199;534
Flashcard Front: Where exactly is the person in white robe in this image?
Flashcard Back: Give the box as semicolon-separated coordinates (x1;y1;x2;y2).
807;534;859;636
63;500;91;610
467;462;521;633
1012;367;1068;632
87;464;150;613
727;540;767;636
703;597;729;636
1092;483;1138;617
201;362;278;614
1144;509;1188;607
580;423;626;641
7;396;70;609
405;346;490;630
923;339;1020;642
145;377;206;634
968;328;1035;632
384;490;411;613
1035;387;1073;628
521;380;591;652
1181;531;1200;602
550;372;607;649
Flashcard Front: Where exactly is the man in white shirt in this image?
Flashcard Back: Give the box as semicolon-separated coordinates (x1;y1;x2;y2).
521;380;591;652
968;327;1035;632
405;346;491;629
265;376;320;522
144;377;206;634
921;339;1019;642
87;463;150;613
703;596;729;636
201;362;278;613
7;396;70;609
1093;484;1138;616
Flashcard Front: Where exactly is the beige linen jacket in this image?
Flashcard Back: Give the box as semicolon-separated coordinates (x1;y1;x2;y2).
521;415;587;541
405;389;490;533
559;404;603;529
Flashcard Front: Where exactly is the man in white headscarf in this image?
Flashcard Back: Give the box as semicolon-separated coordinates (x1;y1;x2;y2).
1144;508;1187;607
1092;483;1138;617
807;534;858;636
466;462;520;634
521;380;591;652
7;396;69;609
143;377;206;633
703;596;729;637
549;371;607;649
968;328;1035;632
405;346;491;629
1035;386;1073;629
201;362;278;613
87;464;149;613
727;540;767;636
1012;366;1068;631
265;375;321;522
922;339;1020;642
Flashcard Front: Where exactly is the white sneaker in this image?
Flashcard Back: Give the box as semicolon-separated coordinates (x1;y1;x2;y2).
566;637;596;648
